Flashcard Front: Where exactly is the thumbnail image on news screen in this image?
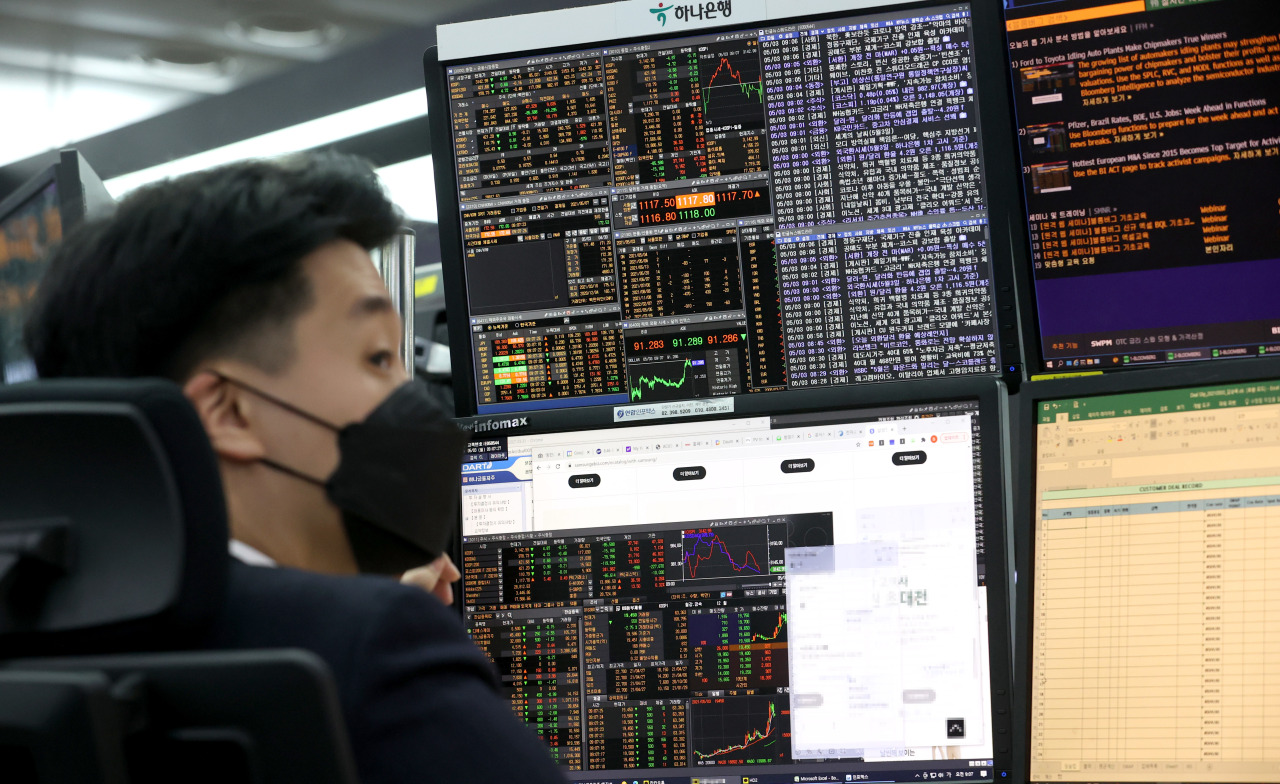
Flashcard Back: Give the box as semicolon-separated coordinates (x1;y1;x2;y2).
442;3;1006;413
1005;0;1280;372
460;401;998;782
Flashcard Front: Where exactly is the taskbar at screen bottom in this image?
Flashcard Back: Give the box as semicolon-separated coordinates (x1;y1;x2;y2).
1039;318;1280;371
570;760;1003;784
1042;343;1280;372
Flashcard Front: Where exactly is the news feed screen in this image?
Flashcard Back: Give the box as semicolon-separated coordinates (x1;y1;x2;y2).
1005;0;1280;371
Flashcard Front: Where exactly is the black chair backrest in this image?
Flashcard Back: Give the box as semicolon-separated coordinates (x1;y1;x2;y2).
0;378;227;654
0;379;358;784
5;649;358;784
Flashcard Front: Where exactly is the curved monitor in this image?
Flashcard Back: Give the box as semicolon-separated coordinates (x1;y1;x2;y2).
456;378;1016;784
426;0;1027;416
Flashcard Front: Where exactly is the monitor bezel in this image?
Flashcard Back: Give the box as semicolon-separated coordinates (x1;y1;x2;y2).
1013;355;1280;783
0;165;58;232
456;375;1018;781
0;148;113;235
424;0;1030;418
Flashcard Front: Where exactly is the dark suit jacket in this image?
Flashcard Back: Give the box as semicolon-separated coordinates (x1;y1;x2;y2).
200;559;567;784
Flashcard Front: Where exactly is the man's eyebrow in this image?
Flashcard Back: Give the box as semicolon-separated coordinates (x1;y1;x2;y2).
349;293;395;318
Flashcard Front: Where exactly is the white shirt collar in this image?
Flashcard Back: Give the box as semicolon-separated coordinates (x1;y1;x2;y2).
229;539;277;567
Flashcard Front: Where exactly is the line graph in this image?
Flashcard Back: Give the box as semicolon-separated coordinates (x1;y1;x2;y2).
702;58;763;112
628;358;695;402
690;695;791;766
752;611;786;643
682;528;765;580
699;48;765;130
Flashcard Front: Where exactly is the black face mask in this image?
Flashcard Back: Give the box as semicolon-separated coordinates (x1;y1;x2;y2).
215;374;468;575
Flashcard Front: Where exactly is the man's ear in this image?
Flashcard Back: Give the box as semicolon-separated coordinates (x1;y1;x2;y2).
183;371;266;463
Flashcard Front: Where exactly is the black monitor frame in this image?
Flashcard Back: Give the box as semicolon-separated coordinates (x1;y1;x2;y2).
455;375;1018;782
425;0;1031;418
0;148;114;383
1012;355;1280;783
0;148;114;236
0;167;57;233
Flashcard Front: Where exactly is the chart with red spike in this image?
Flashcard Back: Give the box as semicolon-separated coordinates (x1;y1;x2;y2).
700;46;765;132
682;526;768;580
690;695;792;766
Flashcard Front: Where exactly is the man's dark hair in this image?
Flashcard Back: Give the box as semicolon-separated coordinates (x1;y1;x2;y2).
24;151;402;381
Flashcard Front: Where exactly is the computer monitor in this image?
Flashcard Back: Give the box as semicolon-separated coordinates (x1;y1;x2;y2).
1020;357;1280;783
1002;0;1280;373
457;378;1014;783
425;0;1026;416
0;149;114;383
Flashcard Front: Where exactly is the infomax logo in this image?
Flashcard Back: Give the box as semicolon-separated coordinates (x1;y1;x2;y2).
462;416;530;433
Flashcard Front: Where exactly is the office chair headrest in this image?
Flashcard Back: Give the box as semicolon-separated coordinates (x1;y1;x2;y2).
0;378;228;656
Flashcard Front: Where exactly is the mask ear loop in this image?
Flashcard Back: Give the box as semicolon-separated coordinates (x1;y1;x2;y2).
202;369;338;487
205;369;343;433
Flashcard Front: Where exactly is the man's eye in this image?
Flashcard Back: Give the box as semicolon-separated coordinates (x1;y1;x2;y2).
370;351;394;369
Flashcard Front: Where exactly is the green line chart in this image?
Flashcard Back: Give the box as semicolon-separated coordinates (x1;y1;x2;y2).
627;358;701;402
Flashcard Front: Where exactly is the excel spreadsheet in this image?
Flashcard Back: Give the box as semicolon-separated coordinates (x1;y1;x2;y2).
1032;380;1280;782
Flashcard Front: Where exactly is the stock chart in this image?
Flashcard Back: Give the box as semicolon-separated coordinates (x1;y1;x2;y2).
445;5;1003;412
461;513;831;773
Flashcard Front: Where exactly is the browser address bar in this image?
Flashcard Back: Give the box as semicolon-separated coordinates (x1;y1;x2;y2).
514;416;772;447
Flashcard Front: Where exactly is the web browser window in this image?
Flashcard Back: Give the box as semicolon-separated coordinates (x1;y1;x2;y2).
459;400;998;783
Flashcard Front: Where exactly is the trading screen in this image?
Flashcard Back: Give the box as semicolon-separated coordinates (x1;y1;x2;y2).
441;2;1005;413
0;181;59;383
1032;378;1280;782
459;402;999;783
1004;0;1280;371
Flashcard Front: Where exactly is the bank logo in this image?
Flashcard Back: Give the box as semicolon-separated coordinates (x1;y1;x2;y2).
651;2;668;26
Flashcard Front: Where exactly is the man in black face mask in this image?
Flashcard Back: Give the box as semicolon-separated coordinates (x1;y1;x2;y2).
23;152;568;784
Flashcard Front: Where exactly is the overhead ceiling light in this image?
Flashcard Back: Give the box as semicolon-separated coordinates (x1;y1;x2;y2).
141;45;238;79
376;156;437;223
104;89;428;198
228;13;342;49
0;72;194;169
